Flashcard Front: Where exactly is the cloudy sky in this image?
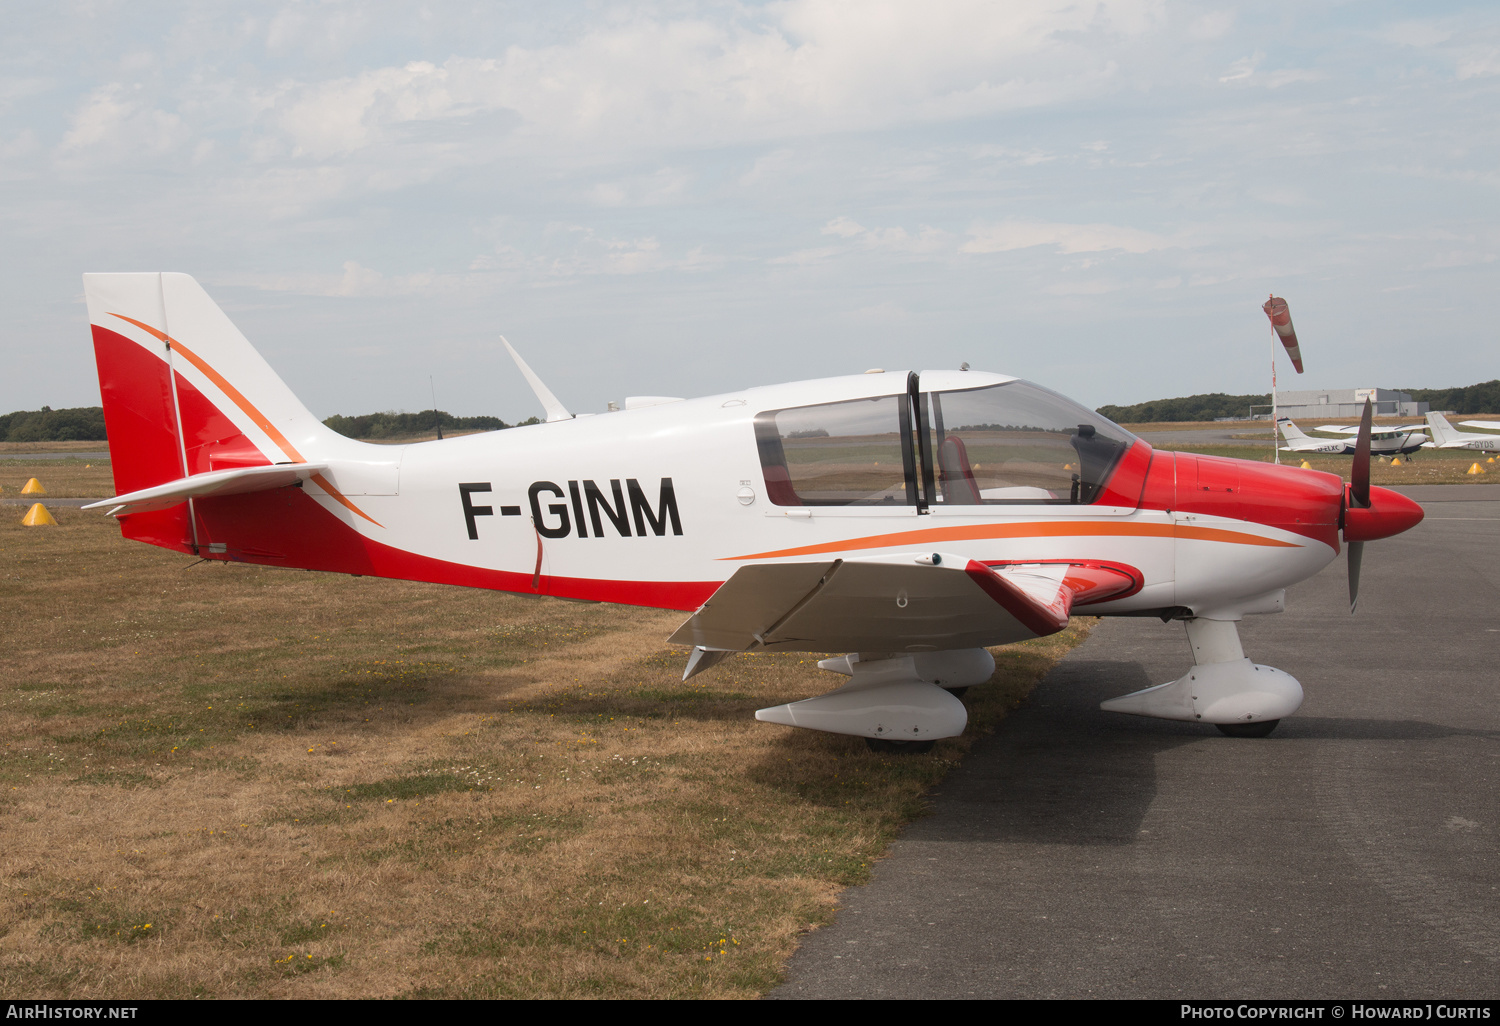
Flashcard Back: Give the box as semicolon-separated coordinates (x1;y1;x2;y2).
2;1;1496;421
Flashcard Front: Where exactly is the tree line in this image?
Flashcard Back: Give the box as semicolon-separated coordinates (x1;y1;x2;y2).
0;406;537;442
320;409;539;439
0;406;108;441
8;381;1500;438
1095;393;1271;424
1098;380;1500;423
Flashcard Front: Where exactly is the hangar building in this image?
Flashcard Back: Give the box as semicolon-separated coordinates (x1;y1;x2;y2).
1253;387;1429;420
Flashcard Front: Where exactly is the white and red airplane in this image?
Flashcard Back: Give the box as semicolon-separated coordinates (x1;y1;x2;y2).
81;274;1424;748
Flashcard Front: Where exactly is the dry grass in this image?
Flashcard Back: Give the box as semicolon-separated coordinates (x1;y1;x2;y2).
1;461;116;500
0;441;109;455
0;509;1089;999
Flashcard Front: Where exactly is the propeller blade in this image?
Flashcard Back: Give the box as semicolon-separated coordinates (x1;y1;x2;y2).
1351;398;1372;509
1347;540;1364;613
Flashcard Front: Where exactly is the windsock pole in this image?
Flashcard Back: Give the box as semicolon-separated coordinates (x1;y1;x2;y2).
1263;294;1305;466
1271;336;1279;464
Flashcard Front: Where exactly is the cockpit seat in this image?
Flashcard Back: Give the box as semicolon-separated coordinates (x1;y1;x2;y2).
938;435;981;504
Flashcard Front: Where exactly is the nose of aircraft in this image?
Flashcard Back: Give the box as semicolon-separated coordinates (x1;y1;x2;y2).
1343;485;1425;542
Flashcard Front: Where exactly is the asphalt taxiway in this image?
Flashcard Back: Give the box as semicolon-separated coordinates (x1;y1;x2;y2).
774;490;1499;999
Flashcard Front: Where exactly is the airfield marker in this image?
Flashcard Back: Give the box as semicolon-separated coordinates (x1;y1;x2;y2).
21;477;46;495
21;503;56;526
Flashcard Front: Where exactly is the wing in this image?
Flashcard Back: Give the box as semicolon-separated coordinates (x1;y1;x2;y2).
1315;425;1362;435
669;552;1135;656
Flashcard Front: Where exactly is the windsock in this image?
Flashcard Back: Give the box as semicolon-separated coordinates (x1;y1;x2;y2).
1262;295;1304;373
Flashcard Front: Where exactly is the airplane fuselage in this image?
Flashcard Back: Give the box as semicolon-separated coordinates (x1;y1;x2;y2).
130;370;1348;628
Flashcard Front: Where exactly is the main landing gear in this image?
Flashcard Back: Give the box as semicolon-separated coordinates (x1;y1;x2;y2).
1217;720;1280;738
1100;617;1302;737
754;649;997;755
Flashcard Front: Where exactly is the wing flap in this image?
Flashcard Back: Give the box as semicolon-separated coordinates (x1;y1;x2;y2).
670;553;1085;655
83;462;328;516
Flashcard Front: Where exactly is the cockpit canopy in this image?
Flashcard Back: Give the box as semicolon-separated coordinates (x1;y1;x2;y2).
755;379;1136;507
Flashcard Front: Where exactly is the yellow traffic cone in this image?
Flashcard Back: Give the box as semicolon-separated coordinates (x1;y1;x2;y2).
1299;460;1312;469
1489;457;1496;464
21;478;46;495
1391;457;1403;466
21;503;56;526
1467;462;1485;475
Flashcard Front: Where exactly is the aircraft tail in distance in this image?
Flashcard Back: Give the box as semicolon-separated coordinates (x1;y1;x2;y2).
1424;411;1461;447
1276;417;1312;444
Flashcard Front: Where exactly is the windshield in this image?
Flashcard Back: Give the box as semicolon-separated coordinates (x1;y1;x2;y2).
754;379;1134;507
921;381;1135;504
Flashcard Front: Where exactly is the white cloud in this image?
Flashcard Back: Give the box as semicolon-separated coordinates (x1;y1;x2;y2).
586;167;692;207
962;220;1175;255
57;84;190;163
822;216;865;238
1188;10;1236;41
218;261;441;298
250;0;1164;157
1456;46;1500;79
1379;21;1454;49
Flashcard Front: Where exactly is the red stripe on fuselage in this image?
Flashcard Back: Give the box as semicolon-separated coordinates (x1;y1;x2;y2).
178;485;720;611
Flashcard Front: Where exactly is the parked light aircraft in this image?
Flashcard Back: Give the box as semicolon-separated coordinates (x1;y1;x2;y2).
1278;417;1427;457
82;274;1424;747
1423;412;1500;453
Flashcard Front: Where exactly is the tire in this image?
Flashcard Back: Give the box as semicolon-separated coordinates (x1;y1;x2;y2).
1216;719;1279;738
865;737;937;754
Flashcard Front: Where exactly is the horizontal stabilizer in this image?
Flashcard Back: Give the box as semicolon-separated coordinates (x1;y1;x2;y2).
668;553;1119;655
83;462;328;516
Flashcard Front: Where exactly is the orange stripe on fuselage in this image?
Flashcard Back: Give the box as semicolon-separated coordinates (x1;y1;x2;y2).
723;520;1302;561
310;472;383;528
108;312;382;529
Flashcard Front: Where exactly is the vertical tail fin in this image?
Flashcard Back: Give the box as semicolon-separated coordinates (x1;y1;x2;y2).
1276;417;1310;444
85;273;353;552
1424;411;1459;446
86;273;339;492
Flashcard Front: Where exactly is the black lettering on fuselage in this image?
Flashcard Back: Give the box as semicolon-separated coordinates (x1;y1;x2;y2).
627;477;683;536
499;478;682;540
568;480;588;538
529;481;571;538
459;482;493;540
584;479;632;537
